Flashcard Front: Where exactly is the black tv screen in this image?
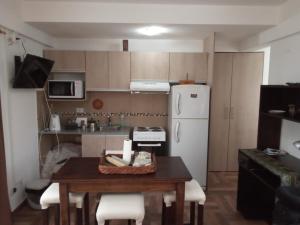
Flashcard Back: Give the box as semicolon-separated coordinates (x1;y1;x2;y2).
13;54;54;88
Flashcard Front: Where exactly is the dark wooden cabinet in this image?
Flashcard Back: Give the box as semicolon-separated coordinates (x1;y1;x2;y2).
237;149;300;223
237;152;280;222
257;85;300;150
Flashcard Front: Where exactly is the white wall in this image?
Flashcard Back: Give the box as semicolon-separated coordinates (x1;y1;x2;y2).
269;32;300;84
268;32;300;158
0;33;45;210
53;38;203;52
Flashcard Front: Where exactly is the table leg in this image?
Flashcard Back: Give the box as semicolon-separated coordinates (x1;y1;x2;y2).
175;182;185;225
59;183;70;225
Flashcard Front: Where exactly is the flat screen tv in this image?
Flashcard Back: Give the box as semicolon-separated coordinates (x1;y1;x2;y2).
13;54;54;88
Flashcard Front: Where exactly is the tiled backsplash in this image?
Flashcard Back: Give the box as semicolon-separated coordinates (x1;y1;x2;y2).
37;92;169;128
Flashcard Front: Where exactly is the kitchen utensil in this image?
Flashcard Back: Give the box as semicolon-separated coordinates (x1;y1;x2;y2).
76;117;87;127
92;99;103;110
179;73;195;84
49;114;61;131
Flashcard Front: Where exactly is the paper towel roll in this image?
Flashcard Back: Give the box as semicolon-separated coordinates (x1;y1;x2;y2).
122;139;132;163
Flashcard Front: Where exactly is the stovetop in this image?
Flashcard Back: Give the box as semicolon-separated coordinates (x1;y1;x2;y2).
133;126;166;142
134;126;164;132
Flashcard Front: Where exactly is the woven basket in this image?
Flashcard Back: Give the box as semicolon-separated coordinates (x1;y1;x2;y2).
98;153;157;175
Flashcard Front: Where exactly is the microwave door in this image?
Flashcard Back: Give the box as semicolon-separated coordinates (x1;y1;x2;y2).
49;81;74;98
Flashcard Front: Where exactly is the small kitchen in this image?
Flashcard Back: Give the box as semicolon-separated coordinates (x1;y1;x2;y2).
36;49;210;184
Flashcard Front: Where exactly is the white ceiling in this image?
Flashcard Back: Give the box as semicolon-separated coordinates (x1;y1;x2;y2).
23;0;287;6
29;22;271;41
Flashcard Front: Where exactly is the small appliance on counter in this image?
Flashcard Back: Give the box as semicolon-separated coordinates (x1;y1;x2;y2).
132;126;167;156
49;114;61;131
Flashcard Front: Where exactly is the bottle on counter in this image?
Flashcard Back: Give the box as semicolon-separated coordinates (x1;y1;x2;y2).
119;113;126;128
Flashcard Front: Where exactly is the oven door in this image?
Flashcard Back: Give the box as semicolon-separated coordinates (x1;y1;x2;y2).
48;81;76;99
133;141;167;156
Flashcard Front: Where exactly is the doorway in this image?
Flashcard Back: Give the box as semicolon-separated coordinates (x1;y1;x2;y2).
0;97;12;224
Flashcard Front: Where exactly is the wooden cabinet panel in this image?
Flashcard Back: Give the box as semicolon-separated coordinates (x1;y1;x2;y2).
208;53;233;171
86;51;109;90
105;135;129;150
44;50;85;72
109;52;131;89
82;135;106;157
131;52;169;81
169;53;208;82
227;53;264;171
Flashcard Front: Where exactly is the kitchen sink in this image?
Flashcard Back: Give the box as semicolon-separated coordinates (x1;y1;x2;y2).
101;125;121;132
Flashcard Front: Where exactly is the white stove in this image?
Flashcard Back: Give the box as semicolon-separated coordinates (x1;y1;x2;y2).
133;126;166;142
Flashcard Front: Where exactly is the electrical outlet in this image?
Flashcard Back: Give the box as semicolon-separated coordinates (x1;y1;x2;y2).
76;108;84;113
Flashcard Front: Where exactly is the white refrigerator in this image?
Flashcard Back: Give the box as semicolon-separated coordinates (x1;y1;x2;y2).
168;85;210;187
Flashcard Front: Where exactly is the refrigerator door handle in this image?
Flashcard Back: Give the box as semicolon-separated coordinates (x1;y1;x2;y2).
175;121;180;143
175;93;181;115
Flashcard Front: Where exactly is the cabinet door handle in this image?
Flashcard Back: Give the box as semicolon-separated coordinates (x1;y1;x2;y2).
224;106;229;120
230;106;234;120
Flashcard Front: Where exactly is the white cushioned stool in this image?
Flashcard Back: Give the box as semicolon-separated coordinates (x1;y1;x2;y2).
40;183;89;225
96;193;145;225
162;179;206;225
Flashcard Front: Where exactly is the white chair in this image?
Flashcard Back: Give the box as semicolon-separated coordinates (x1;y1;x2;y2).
40;183;89;225
96;193;145;225
162;179;206;225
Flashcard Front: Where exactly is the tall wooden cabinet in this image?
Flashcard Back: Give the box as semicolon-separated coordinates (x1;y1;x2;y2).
208;52;264;171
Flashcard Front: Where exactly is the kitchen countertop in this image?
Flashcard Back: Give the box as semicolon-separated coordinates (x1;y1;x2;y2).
240;149;300;186
39;127;131;136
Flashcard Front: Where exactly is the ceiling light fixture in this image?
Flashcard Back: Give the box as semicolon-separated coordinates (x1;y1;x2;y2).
137;26;168;36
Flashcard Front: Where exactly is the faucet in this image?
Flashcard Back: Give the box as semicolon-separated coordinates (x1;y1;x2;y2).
107;115;112;127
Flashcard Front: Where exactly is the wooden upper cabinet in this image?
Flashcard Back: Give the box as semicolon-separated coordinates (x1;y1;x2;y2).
109;52;131;89
169;53;208;82
44;50;86;73
131;52;169;81
85;51;109;90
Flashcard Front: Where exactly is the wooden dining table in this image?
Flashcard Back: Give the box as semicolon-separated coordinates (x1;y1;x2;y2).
52;156;192;225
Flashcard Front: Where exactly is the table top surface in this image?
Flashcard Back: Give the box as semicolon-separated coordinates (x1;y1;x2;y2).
52;156;192;183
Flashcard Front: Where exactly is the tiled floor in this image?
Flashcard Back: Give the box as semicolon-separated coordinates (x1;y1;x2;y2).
12;172;268;225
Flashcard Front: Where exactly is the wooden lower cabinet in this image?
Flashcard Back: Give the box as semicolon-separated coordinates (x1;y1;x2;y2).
82;135;106;157
82;135;129;157
105;135;129;150
208;52;264;172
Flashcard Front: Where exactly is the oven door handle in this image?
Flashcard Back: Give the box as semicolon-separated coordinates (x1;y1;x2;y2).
70;82;75;96
137;143;162;147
